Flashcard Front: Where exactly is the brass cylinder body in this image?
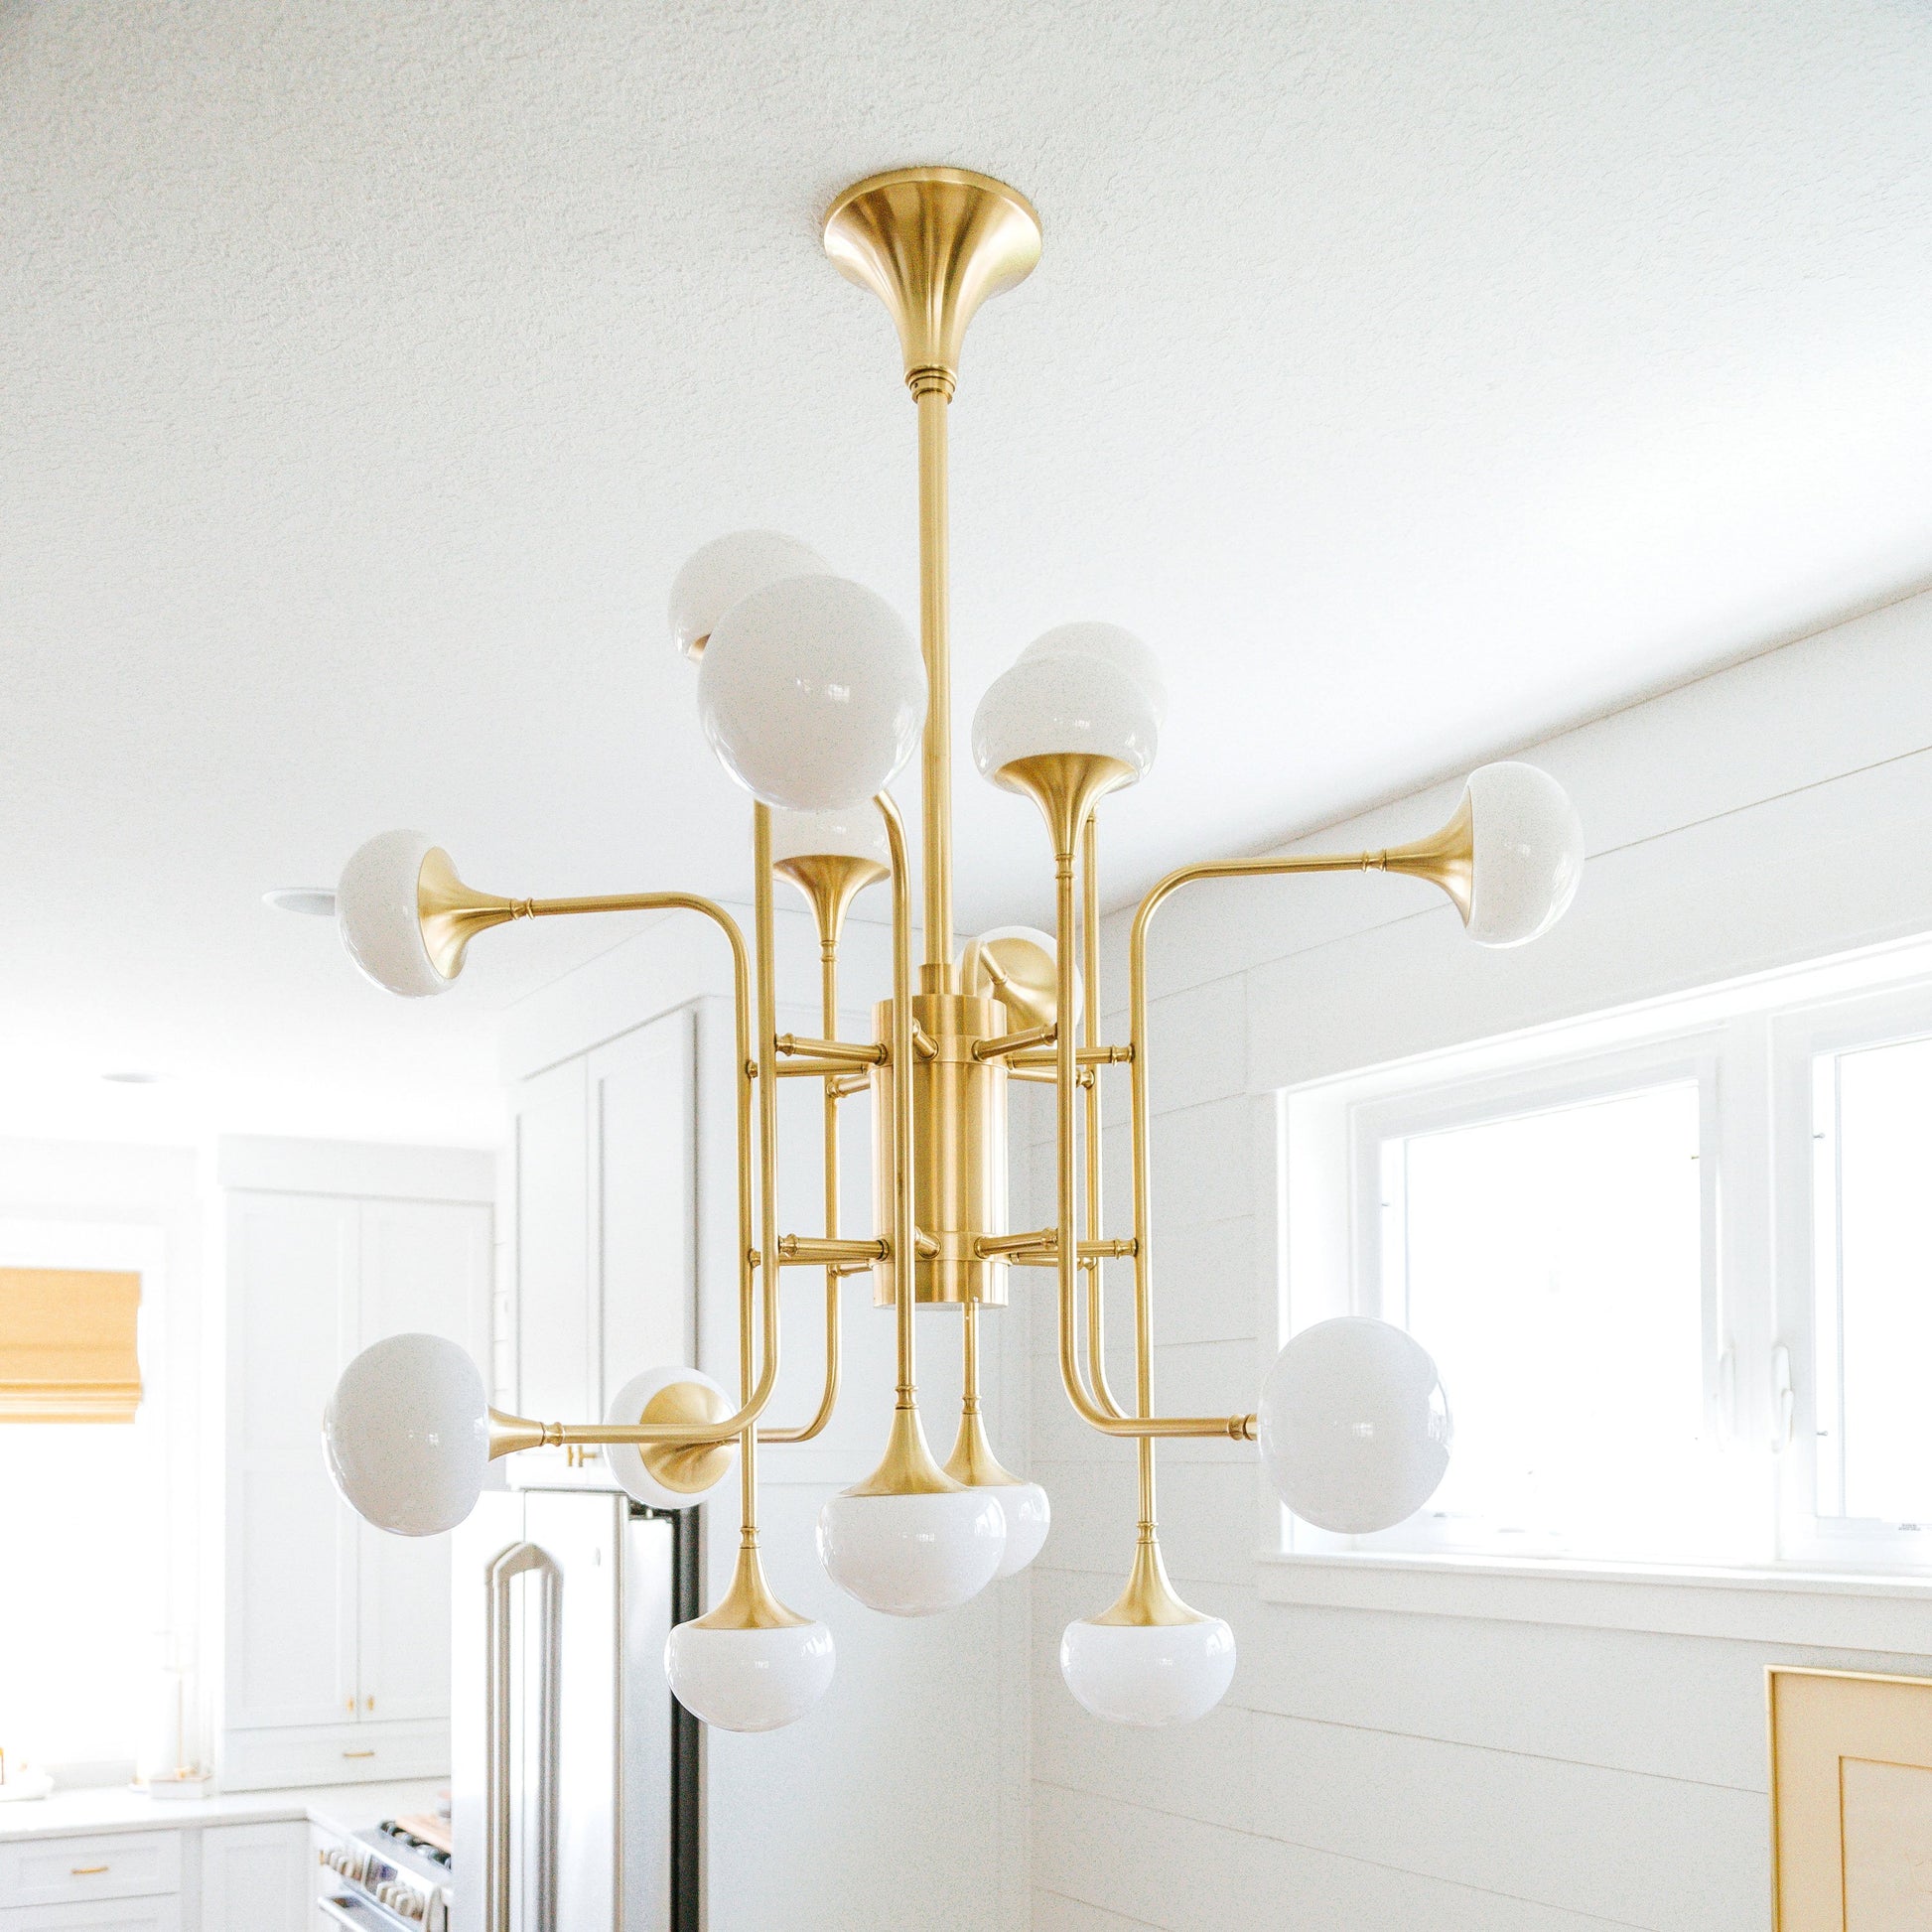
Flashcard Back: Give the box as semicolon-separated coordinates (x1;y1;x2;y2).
871;992;1010;1307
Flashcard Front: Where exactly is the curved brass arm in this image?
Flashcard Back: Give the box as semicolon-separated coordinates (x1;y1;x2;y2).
1047;836;1252;1441
1079;816;1129;1423
1103;810;1476;1443
467;878;781;1449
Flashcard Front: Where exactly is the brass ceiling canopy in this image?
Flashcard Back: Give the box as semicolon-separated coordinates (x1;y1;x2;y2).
320;162;1585;1743
822;167;1042;398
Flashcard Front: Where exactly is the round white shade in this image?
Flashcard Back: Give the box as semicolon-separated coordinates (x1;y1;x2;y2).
768;804;891;869
697;575;925;810
816;1487;1006;1616
601;1367;735;1510
323;1332;487;1537
971;652;1159;786
990;1480;1051;1578
664;1617;836;1733
667;530;831;660
1257;1316;1451;1534
1463;760;1585;947
1059;1615;1236;1727
337;830;450;999
1019;621;1168;725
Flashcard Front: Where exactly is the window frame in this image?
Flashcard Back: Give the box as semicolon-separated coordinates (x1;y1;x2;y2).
1319;1036;1724;1562
1268;937;1932;1599
1771;982;1932;1575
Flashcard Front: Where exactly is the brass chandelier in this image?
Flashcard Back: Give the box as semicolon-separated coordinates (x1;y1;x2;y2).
322;167;1584;1732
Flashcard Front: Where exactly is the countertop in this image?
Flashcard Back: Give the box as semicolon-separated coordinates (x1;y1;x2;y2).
0;1778;445;1844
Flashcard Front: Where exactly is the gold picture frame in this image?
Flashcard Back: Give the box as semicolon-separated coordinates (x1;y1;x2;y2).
1769;1667;1932;1929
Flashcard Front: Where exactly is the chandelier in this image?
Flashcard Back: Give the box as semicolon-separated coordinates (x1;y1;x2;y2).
321;168;1584;1734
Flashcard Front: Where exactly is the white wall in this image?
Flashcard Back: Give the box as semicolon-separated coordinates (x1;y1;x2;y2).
1023;588;1932;1930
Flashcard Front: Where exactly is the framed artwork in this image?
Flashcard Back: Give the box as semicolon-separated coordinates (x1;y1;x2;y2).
1770;1668;1932;1929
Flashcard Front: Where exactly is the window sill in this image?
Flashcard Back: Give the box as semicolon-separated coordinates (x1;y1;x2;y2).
1256;1549;1932;1650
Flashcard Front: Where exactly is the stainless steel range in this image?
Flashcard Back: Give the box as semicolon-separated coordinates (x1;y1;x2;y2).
320;1821;455;1930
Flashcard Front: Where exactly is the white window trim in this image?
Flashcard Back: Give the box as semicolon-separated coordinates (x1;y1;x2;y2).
1252;933;1932;1639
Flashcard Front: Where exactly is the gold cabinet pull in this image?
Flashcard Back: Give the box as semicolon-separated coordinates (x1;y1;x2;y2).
342;1749;376;1759
71;1864;109;1875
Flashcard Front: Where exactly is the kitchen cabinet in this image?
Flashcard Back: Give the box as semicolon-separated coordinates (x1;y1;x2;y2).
197;1823;306;1932
506;1009;697;1485
217;1141;493;1790
0;1903;182;1930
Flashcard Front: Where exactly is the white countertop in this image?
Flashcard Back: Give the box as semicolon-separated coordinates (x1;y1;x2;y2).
0;1778;445;1844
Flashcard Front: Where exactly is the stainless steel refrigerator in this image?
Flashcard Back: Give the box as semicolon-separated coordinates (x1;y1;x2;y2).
450;1488;699;1932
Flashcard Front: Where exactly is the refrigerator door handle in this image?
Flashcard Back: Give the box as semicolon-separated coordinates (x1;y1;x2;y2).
484;1540;561;1932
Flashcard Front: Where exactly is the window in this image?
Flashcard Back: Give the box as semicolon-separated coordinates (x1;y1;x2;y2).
0;1424;166;1769
0;1230;169;1776
1279;937;1932;1580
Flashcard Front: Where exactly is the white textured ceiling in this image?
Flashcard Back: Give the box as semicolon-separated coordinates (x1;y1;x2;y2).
5;1;1931;1143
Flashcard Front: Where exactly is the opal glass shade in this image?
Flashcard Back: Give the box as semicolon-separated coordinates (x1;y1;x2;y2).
971;651;1159;785
1463;760;1586;947
1018;621;1168;725
990;1480;1051;1578
337;830;449;999
601;1366;735;1510
768;804;892;869
697;575;925;810
816;1487;1006;1616
1257;1316;1451;1534
323;1332;487;1536
1059;1615;1236;1727
667;530;831;661
664;1618;836;1733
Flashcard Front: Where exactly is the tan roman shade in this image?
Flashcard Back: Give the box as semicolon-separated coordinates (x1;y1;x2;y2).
0;1267;142;1422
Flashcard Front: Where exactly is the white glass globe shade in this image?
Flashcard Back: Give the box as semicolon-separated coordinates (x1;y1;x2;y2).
991;1480;1050;1578
1059;1615;1236;1727
601;1367;735;1510
337;830;450;999
1019;621;1168;725
768;804;891;869
697;575;925;810
1258;1316;1451;1534
324;1333;487;1536
971;653;1159;786
816;1487;1006;1616
1463;760;1585;947
665;1617;836;1732
667;530;831;661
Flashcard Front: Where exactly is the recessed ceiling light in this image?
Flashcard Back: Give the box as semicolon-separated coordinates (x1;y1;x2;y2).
263;887;337;916
100;1071;163;1085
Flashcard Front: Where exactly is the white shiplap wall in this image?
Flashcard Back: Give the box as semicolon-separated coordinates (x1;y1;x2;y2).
1019;587;1932;1931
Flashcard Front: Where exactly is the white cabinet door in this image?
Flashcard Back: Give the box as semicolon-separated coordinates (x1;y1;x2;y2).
199;1822;308;1932
225;1194;358;1731
590;1009;698;1408
355;1199;491;1725
512;1057;591;1431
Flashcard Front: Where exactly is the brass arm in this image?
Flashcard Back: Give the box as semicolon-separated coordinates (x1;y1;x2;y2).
760;923;850;1446
775;1035;887;1067
1048;830;1253;1442
479;876;784;1451
973;1023;1056;1061
1080;816;1129;1423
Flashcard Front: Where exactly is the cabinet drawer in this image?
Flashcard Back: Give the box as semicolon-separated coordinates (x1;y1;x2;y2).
219;1717;449;1791
0;1898;183;1930
0;1834;179;1909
